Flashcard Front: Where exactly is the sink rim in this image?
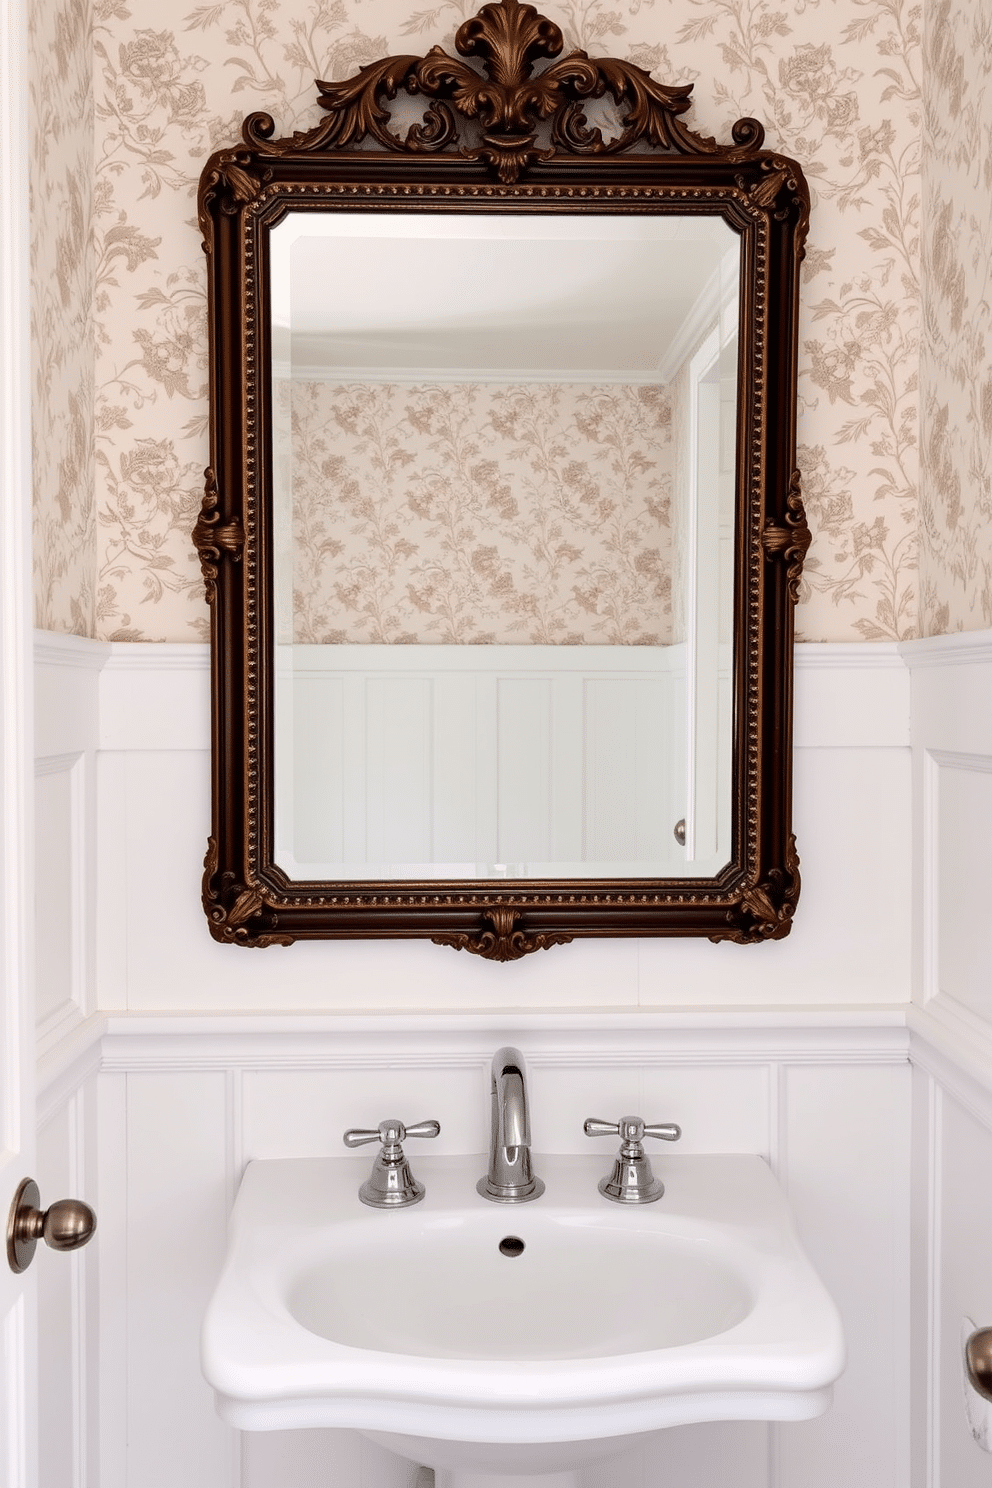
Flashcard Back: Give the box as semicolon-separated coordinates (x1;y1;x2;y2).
202;1152;845;1439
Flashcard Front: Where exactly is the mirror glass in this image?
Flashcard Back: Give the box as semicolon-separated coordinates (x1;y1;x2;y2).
269;212;739;882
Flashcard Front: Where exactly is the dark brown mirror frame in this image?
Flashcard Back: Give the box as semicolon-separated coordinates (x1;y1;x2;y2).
194;0;811;960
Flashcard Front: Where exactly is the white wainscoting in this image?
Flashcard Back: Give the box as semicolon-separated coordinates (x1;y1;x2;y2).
87;1015;910;1488
902;633;992;1488
35;1071;100;1488
34;633;105;1056
78;635;913;1010
47;630;992;1488
274;644;702;879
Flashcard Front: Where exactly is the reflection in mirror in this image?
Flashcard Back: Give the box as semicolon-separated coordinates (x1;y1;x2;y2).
270;213;739;882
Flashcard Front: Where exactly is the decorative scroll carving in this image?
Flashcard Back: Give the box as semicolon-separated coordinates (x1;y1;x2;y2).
192;471;245;604
201;838;294;948
711;836;801;944
239;0;766;185
433;907;573;961
197;152;270;245
762;472;812;604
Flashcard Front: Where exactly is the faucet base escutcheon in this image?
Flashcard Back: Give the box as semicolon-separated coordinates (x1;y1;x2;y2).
476;1171;545;1204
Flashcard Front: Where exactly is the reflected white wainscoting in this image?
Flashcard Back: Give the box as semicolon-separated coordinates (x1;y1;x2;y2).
273;643;701;879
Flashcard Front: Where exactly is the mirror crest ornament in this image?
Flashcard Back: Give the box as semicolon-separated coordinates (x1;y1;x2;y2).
194;0;811;959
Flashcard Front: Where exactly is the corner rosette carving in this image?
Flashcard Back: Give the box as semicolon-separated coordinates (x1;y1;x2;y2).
433;906;573;960
197;150;270;246
202;838;294;948
762;472;812;604
738;155;811;254
192;470;245;603
246;0;766;184
711;836;801;944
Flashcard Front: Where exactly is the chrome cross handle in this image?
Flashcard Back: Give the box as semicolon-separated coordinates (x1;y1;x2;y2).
343;1119;440;1148
342;1119;440;1208
583;1117;681;1143
584;1114;681;1204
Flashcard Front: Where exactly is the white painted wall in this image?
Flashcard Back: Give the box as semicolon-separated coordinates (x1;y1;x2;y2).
33;634;924;1488
39;632;992;1487
903;635;992;1488
87;638;911;1012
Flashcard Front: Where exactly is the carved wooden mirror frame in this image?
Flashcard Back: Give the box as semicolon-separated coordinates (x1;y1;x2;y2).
195;0;811;959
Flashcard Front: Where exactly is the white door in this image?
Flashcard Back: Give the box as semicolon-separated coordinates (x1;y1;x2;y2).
0;0;39;1479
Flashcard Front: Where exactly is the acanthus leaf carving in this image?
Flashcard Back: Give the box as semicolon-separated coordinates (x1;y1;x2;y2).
197;152;271;248
738;156;811;251
433;906;573;960
202;837;294;948
192;470;245;604
709;836;801;945
762;471;812;604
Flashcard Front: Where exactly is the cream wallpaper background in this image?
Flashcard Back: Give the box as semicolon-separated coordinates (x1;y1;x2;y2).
35;0;992;644
919;0;992;633
29;0;96;635
287;379;676;646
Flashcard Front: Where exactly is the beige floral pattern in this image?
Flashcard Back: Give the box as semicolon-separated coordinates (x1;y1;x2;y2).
30;0;927;642
287;380;675;645
919;0;992;633
29;0;96;635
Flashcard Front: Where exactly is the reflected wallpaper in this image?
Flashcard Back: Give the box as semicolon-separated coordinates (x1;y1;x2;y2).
287;380;675;647
28;0;960;643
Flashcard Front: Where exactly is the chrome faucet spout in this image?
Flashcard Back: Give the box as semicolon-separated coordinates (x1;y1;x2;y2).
477;1046;545;1203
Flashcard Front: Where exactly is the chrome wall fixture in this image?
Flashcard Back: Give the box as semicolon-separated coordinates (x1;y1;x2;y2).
342;1119;440;1208
6;1177;97;1274
584;1116;682;1203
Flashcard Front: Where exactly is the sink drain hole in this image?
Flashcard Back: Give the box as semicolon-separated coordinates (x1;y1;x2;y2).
499;1235;525;1257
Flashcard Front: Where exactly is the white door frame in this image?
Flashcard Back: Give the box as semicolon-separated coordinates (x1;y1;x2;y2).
0;0;38;1481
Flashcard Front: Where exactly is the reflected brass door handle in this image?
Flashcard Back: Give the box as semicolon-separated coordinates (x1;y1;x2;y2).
967;1328;992;1401
6;1177;96;1274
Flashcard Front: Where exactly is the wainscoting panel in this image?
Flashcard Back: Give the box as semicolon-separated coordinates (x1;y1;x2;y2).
123;1070;234;1488
904;633;992;1488
275;646;689;877
934;1091;992;1488
35;1075;99;1488
777;1063;911;1488
926;750;992;1015
36;1099;78;1488
87;637;913;1011
34;754;82;1029
35;633;104;1051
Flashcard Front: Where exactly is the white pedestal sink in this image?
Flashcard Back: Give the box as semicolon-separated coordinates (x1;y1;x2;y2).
202;1153;844;1485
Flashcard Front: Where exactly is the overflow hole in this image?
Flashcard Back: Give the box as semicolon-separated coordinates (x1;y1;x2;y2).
499;1235;525;1257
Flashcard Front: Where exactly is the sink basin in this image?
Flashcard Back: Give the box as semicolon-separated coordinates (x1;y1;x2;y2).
202;1153;844;1481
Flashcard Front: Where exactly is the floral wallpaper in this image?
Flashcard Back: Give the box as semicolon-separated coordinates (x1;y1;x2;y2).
286;379;675;646
30;0;928;642
918;0;992;633
29;0;96;635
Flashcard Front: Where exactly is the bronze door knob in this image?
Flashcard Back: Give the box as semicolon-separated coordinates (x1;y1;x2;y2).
6;1177;97;1273
967;1327;992;1402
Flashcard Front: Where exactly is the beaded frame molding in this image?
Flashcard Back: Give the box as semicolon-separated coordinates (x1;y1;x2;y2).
195;0;810;958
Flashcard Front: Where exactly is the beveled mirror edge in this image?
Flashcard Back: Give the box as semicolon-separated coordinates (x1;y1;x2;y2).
193;0;811;959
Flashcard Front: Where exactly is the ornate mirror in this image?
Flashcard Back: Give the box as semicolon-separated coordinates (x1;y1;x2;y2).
195;0;810;958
